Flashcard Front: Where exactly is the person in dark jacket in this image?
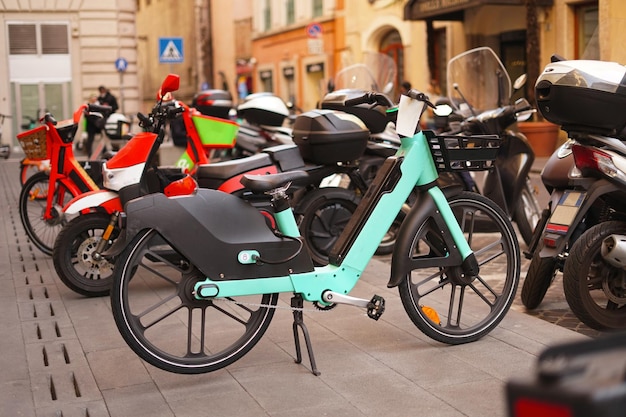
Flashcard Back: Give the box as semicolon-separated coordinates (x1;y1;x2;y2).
98;86;119;112
85;87;118;157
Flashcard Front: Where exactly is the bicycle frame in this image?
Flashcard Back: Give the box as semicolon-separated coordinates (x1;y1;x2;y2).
38;106;100;221
190;104;475;301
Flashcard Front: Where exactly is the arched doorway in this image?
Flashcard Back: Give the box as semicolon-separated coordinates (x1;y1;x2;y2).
379;29;404;99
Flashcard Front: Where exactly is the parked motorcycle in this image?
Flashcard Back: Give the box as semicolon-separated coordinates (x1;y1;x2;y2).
522;57;626;328
436;47;541;246
520;138;595;309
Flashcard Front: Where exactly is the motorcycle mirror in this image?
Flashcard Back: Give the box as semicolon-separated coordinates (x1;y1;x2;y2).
157;74;181;100
433;104;453;117
513;74;527;91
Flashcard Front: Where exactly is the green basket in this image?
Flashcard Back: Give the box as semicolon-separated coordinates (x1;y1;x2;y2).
191;114;238;148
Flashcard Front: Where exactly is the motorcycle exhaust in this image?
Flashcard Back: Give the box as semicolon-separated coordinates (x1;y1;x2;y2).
601;234;626;268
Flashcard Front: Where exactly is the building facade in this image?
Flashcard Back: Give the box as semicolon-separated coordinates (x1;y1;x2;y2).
0;0;623;154
0;0;138;150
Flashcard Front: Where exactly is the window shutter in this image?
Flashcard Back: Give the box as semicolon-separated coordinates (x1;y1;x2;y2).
8;24;37;54
41;24;69;54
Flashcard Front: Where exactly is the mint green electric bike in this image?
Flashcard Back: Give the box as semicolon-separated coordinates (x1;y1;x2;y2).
110;89;520;375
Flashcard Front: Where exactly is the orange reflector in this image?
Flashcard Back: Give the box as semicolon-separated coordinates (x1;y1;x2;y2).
421;305;441;325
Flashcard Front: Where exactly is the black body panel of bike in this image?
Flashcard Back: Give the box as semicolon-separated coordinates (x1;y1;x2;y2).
123;189;315;278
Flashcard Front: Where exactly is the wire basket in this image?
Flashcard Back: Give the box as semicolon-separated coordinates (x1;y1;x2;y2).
17;125;48;160
426;131;501;172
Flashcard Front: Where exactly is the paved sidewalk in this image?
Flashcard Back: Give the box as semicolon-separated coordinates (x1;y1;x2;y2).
0;157;586;417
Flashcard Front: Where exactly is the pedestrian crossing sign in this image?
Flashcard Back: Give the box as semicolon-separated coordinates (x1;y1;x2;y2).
159;37;184;63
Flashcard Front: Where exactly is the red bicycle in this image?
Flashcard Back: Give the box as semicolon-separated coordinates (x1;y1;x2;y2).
17;104;113;255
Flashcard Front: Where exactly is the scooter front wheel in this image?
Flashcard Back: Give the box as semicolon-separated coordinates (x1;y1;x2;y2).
52;212;119;297
563;221;626;330
111;228;278;374
513;179;542;247
398;192;520;344
520;241;558;310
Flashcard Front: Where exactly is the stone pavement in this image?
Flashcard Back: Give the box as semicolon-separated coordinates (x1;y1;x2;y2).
0;156;590;417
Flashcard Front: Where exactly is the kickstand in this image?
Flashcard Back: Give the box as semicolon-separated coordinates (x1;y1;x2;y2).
291;294;320;376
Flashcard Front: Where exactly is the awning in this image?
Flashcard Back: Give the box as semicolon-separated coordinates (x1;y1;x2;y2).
404;0;554;21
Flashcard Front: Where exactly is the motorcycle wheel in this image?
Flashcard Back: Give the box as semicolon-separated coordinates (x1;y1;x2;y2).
110;228;278;374
398;192;520;344
520;241;558;310
52;212;119;297
295;187;359;266
513;179;541;247
563;221;626;330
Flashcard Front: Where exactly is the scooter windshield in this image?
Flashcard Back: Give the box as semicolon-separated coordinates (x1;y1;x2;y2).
446;47;511;117
333;52;396;95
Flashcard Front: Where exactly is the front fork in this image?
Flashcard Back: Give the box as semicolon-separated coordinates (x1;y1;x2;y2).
92;212;120;261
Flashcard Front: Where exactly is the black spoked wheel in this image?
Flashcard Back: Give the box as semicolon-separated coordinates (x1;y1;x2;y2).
52;212;119;297
19;171;76;256
398;191;520;344
520;241;558;310
111;229;278;374
563;221;626;330
295;187;359;266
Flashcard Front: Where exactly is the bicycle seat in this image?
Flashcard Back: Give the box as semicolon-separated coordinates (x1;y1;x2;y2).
241;171;309;194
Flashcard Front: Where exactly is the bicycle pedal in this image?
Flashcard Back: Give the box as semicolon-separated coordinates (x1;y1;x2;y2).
367;295;385;321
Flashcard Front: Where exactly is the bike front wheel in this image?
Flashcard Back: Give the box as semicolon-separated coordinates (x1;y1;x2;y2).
399;191;520;344
53;212;119;297
111;228;278;374
19;171;76;256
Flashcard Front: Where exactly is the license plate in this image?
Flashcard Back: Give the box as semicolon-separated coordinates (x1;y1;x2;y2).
546;191;585;234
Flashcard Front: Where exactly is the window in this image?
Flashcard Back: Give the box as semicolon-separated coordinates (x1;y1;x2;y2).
8;23;69;55
313;0;323;17
263;0;271;31
575;3;599;59
286;0;295;25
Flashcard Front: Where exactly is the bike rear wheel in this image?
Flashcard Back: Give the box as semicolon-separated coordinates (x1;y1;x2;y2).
398;191;520;344
53;212;119;297
111;228;278;374
19;172;76;256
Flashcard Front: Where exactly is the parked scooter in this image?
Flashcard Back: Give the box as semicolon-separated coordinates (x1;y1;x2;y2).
435;47;541;246
521;57;626;325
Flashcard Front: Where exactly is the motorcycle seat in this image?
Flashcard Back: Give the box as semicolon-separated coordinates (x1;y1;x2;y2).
196;152;273;181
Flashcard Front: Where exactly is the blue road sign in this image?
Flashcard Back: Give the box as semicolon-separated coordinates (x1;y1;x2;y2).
159;37;184;63
115;57;128;72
